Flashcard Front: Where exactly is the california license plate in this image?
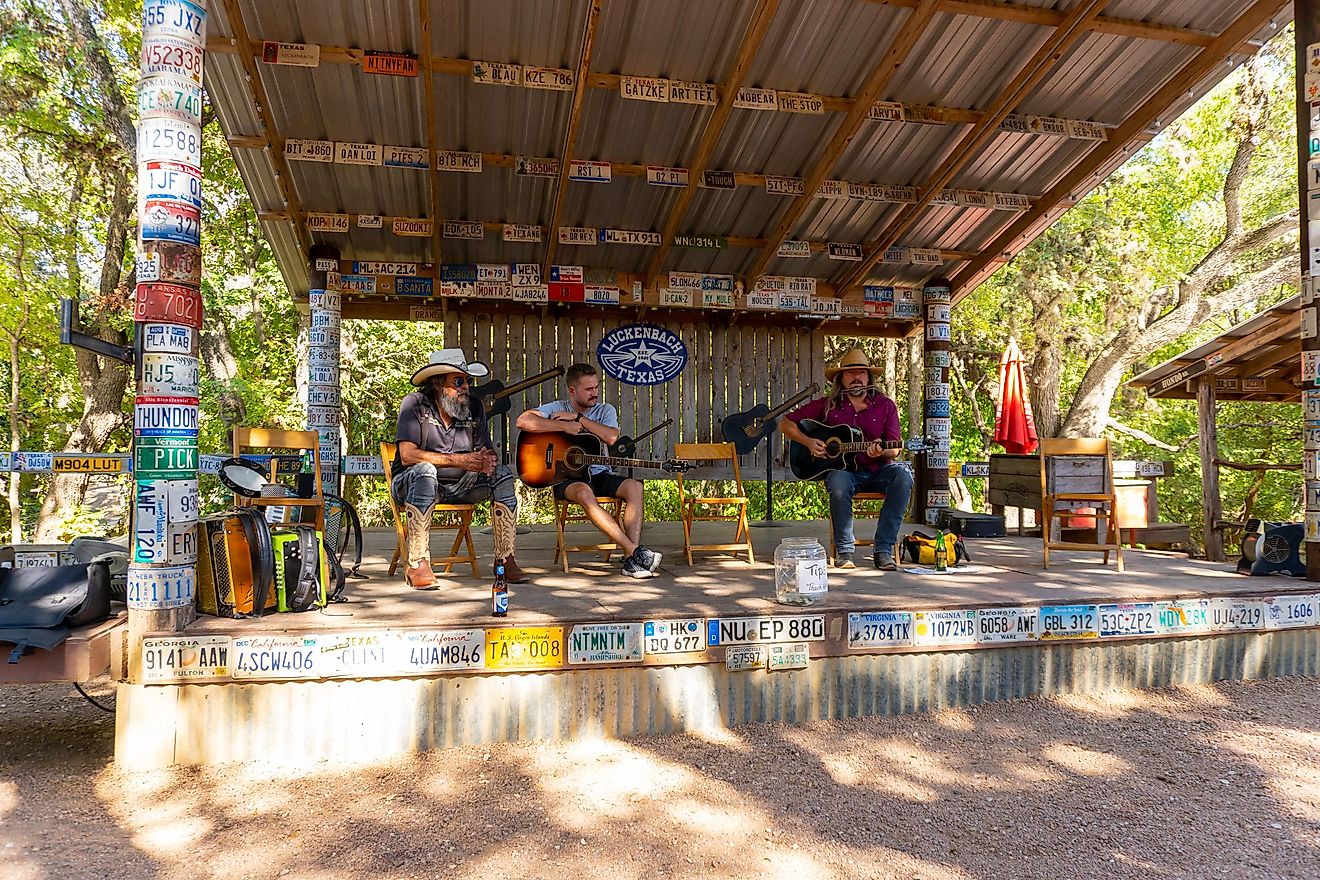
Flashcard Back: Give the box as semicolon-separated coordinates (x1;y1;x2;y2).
1098;602;1156;637
233;635;322;680
1039;604;1099;639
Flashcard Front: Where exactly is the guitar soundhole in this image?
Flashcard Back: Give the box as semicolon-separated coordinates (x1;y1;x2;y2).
564;448;584;469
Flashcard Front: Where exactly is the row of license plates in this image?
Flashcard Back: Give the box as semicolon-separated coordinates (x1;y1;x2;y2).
138;595;1320;683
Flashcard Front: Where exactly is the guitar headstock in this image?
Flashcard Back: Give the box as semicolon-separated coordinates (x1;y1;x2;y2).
662;459;694;474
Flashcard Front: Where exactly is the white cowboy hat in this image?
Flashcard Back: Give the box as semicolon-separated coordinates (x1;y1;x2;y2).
410;349;490;386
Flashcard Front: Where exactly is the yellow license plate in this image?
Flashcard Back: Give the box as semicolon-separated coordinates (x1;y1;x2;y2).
485;626;565;670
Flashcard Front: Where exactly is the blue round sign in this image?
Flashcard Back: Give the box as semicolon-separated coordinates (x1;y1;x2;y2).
596;324;688;386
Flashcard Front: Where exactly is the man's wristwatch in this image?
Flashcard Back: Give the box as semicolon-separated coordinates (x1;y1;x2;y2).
575;413;583;422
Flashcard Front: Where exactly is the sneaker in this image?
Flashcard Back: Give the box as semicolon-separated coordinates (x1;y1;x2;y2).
622;553;657;579
835;553;856;570
873;553;897;572
632;545;662;572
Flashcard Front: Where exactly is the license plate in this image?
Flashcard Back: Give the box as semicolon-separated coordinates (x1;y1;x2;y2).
233;635;323;680
135;438;199;478
976;607;1039;643
125;563;195;609
1209;598;1265;631
140;198;200;246
140;353;199;396
725;645;767;671
914;610;977;646
567;622;643;664
133;398;199;437
643;618;705;654
141;36;203;83
137;74;202;125
1154;599;1212;634
1039;604;1099;639
139;241;202;286
140;160;202;208
1098;602;1157;638
392;629;485;672
706;615;826;646
142;635;230;683
485;626;564;670
137;117;201;167
135;282;202;328
847;611;915;648
1267;594;1320;629
141;322;196;354
51;455;124;474
767;642;809;670
143;0;206;46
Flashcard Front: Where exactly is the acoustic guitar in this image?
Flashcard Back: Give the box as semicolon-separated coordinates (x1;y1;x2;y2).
516;431;691;488
787;418;904;481
720;383;821;455
471;366;566;419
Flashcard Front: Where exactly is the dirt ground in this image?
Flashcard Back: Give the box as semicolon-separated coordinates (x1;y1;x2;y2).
2;676;1319;880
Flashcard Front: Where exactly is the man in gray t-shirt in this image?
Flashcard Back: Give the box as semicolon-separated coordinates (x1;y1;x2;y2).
515;363;660;579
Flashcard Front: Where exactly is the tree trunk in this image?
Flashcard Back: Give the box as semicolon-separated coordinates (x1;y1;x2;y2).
1059;349;1130;437
7;332;20;543
199;302;247;434
1029;337;1064;438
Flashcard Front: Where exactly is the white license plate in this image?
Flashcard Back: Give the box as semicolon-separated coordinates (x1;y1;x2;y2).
767;642;809;670
976;607;1039;643
137;117;201;167
1098;602;1156;637
142;635;230;683
1209;597;1266;631
644;618;705;654
847;611;914;648
725;645;766;671
1154;599;1212;634
914;610;977;646
567;622;643;664
1039;604;1099;639
390;629;485;673
706;615;825;646
233;635;323;680
1268;594;1320;629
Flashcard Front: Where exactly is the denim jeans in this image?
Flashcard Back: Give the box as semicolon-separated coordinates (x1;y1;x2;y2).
391;461;518;515
824;462;913;557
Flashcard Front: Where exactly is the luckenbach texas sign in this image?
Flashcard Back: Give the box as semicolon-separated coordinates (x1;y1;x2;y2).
595;324;687;385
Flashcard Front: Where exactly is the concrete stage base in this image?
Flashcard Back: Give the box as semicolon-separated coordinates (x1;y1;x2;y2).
116;627;1320;769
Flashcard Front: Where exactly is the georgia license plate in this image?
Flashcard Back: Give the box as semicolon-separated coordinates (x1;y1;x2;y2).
141;635;230;683
976;607;1039;643
1039;604;1099;639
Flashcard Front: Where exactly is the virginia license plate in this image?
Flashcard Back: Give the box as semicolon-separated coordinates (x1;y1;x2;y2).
847;611;914;648
914;610;977;646
1098;602;1157;638
643;618;705;654
1039;604;1099;639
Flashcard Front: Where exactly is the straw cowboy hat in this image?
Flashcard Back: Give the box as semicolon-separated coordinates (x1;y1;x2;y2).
825;347;885;384
409;349;490;386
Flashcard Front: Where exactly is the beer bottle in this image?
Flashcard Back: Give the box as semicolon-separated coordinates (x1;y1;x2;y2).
491;558;509;617
934;531;948;572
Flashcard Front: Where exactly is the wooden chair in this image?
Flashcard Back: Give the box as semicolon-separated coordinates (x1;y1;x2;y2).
827;491;899;565
232;428;325;531
1039;437;1123;572
380;442;480;579
675;442;754;565
553;496;627;573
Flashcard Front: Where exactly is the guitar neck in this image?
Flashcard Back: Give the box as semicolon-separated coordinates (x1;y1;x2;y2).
750;384;822;427
828;441;903;454
582;454;671;470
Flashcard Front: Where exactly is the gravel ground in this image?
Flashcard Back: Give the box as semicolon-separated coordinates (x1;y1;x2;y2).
2;676;1320;880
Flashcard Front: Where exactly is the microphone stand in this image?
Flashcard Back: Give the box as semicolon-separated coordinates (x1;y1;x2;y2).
750;428;790;529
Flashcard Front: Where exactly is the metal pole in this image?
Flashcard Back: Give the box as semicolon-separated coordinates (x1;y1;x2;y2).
126;0;208;678
750;434;787;528
920;278;953;526
1299;2;1320;581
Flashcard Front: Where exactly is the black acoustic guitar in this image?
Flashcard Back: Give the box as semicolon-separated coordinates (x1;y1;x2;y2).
470;366;566;419
787;418;904;480
516;431;691;488
720;383;821;455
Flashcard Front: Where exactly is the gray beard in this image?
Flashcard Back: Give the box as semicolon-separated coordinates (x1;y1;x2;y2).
438;392;470;421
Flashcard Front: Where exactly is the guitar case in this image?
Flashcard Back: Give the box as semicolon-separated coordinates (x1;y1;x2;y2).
0;560;113;663
195;509;276;618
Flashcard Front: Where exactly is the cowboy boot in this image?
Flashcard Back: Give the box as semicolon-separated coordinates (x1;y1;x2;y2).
502;554;530;584
403;503;437;590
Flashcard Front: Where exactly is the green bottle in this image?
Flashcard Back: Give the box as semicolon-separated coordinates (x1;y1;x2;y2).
934;530;947;572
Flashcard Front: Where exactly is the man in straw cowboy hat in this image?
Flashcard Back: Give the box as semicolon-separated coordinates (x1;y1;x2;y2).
392;349;529;588
779;347;912;571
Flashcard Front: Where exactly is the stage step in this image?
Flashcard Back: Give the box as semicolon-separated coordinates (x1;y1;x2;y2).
115;628;1320;768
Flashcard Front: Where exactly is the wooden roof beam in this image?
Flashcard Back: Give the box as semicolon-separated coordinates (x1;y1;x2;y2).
215;1;311;256
874;0;1216;47
946;0;1288;301
646;0;780;280
1228;338;1300;377
418;0;443;269
745;0;941;285
541;0;603;275
835;0;1110;292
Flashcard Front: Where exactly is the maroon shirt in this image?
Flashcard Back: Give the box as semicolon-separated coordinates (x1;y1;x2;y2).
786;392;902;473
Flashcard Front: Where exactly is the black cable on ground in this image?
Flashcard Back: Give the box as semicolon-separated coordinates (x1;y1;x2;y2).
73;682;114;713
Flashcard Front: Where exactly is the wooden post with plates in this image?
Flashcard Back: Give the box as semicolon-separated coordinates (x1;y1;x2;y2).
126;0;207;678
307;245;343;495
919;278;953;526
1300;1;1320;581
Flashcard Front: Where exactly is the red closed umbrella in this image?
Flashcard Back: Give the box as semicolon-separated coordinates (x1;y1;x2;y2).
993;339;1038;455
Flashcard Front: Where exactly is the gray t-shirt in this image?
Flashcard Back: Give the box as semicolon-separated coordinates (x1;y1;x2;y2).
395;390;492;482
535;400;619;475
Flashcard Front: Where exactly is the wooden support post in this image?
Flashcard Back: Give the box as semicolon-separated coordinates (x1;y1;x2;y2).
1196;379;1225;562
307;246;342;496
1299;0;1320;581
919;279;952;526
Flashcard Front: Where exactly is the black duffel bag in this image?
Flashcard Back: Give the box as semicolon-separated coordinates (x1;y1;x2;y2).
0;560;113;663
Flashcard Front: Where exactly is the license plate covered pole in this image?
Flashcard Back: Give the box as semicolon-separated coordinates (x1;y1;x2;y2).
307;245;343;496
128;0;207;677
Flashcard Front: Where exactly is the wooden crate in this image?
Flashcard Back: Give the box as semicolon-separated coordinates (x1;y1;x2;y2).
1045;455;1108;495
988;454;1042;510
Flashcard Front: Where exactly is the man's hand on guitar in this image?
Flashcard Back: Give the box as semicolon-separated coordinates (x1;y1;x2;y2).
866;441;891;459
806;438;827;458
549;411;584;434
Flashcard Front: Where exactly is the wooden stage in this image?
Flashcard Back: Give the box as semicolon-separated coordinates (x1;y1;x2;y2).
184;520;1266;635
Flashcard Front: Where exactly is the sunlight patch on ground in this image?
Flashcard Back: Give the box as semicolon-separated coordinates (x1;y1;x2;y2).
1040;742;1132;777
931;709;976;731
0;781;18;820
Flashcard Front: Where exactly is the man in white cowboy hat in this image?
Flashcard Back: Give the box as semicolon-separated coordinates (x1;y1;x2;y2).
779;347;912;571
392;349;528;588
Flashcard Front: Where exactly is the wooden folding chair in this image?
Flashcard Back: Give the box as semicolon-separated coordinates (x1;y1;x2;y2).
232;427;326;531
380;441;480;578
675;442;754;565
553;496;626;572
1039;437;1123;572
827;491;899;565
